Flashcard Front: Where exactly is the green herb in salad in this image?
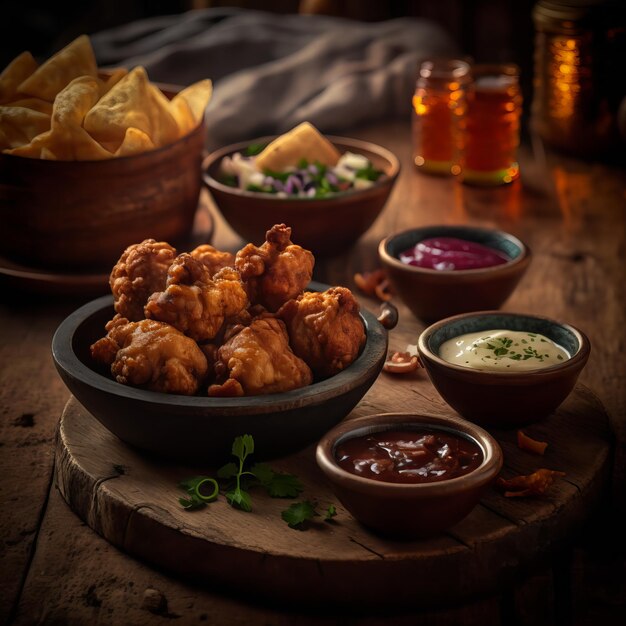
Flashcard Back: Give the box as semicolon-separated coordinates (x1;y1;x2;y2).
219;147;383;198
243;142;267;156
355;163;382;182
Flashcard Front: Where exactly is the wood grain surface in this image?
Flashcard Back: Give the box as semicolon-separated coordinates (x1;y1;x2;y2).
1;119;625;625
55;379;610;609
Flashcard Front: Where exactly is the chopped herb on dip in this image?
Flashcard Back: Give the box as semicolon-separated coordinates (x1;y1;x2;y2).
439;330;570;372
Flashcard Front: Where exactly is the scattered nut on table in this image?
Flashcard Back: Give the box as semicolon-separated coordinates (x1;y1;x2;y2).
383;351;422;374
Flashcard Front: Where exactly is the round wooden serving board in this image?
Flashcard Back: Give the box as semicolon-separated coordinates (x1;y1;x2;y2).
55;372;612;609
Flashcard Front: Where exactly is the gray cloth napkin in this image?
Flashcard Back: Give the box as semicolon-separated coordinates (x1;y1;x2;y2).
92;8;457;149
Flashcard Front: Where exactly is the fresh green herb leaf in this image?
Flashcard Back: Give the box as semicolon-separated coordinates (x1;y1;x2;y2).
249;462;274;485
226;488;252;512
250;463;303;498
355;164;382;181
179;476;203;490
325;504;337;521
243;142;266;156
494;347;509;356
217;462;239;479
220;174;238;187
262;169;291;183
297;157;308;169
245;184;265;193
179;496;206;510
281;500;319;529
232;434;254;461
266;473;304;498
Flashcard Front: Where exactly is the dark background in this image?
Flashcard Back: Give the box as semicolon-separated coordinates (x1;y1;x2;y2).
1;0;537;107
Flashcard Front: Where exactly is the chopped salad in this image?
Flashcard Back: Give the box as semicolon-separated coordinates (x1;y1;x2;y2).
219;145;384;198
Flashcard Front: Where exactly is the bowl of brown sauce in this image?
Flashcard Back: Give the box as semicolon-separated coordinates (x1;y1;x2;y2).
316;412;503;538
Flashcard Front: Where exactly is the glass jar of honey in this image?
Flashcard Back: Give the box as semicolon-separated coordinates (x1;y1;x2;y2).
459;64;523;186
531;0;626;156
411;59;471;176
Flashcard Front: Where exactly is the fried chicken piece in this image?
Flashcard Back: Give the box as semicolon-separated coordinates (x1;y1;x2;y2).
190;244;235;276
90;314;208;395
235;223;314;312
109;239;177;321
208;316;313;397
145;254;248;342
277;287;365;378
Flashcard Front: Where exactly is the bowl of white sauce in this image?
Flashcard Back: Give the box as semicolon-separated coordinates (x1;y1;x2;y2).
417;311;591;427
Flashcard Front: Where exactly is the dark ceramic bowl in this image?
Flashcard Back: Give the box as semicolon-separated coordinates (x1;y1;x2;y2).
379;225;531;322
417;311;591;427
202;136;400;257
51;283;394;464
316;412;503;538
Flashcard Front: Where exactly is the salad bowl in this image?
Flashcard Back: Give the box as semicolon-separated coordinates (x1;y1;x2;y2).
202;136;400;256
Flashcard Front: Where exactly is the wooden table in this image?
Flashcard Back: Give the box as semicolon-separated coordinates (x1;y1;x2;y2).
1;120;625;625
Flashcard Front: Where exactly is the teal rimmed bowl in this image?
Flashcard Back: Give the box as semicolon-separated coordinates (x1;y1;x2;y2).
379;225;531;322
417;311;590;427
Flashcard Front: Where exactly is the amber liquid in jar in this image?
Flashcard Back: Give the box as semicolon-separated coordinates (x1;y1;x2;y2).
461;64;522;186
411;59;470;176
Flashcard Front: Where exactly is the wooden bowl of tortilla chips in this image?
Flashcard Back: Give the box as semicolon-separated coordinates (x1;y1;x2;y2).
0;35;213;269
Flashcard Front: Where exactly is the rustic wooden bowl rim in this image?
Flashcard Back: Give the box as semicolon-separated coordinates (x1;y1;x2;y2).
417;310;591;380
51;282;388;412
202;135;400;202
316;411;503;495
379;225;531;277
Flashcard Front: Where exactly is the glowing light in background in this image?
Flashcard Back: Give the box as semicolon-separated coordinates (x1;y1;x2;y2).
548;36;583;123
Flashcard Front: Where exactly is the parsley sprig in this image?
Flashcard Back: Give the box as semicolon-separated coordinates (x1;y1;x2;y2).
179;435;338;531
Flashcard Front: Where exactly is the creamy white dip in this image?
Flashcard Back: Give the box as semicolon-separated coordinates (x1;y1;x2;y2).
439;329;571;372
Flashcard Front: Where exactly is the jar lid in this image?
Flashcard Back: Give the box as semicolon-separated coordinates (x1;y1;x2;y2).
534;0;625;31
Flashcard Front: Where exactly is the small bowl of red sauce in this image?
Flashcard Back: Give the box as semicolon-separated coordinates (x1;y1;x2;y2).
378;225;531;322
316;412;503;538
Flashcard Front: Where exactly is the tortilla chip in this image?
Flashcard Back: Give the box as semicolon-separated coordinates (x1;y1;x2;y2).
171;79;212;126
147;83;181;146
255;122;341;172
83;67;156;147
41;147;57;160
0;51;38;103
18;35;97;101
6;130;52;158
6;97;53;115
9;76;112;160
52;76;100;126
0;105;50;150
97;68;128;97
114;127;155;157
169;96;196;136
